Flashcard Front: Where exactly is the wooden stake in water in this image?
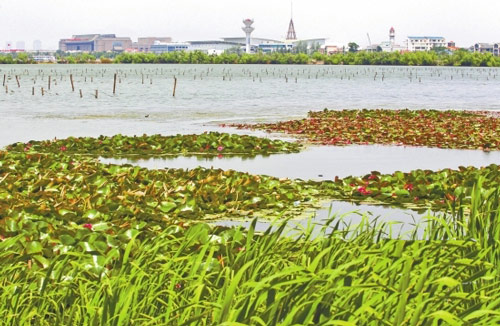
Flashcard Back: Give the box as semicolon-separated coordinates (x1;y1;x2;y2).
2;74;5;87
173;77;177;97
113;73;117;94
41;87;44;96
32;87;34;95
70;74;75;91
79;89;83;98
15;75;20;88
95;90;98;99
48;76;51;90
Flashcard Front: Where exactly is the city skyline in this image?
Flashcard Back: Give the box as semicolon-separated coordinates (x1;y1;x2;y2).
1;0;500;50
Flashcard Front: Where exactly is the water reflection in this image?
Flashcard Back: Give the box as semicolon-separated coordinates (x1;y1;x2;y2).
100;144;500;180
210;200;437;240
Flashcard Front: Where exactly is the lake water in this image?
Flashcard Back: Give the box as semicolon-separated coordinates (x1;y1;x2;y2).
101;145;500;181
1;64;500;147
1;64;499;230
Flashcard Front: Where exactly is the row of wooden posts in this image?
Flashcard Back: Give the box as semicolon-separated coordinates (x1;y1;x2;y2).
3;73;178;97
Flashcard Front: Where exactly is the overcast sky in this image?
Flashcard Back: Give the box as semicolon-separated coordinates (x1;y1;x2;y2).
1;0;499;50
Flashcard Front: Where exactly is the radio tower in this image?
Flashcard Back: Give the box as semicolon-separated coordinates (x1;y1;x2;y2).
286;1;297;40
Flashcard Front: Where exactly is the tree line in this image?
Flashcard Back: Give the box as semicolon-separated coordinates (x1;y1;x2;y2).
2;50;500;67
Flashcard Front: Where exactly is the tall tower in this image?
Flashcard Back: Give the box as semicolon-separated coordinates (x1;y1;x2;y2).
286;1;297;40
389;27;395;45
242;19;255;54
286;19;297;40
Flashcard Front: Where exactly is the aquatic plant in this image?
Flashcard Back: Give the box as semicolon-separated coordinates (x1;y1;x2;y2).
7;132;301;158
229;109;500;150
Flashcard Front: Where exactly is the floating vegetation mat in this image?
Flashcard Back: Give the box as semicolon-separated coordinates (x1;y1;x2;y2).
229;109;500;150
6;132;302;158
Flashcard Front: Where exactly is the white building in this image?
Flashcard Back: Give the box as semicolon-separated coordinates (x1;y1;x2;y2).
149;42;189;54
33;40;42;51
407;36;446;52
188;40;243;54
32;55;56;63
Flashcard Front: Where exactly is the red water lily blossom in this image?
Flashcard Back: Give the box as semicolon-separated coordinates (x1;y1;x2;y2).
404;183;414;191
60;145;67;152
357;186;372;196
83;223;93;230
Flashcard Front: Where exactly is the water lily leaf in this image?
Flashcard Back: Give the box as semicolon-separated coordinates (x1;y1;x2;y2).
58;209;75;216
26;241;43;254
83;209;100;219
159;201;176;213
59;234;76;245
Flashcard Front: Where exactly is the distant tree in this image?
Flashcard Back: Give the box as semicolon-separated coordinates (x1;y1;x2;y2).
431;46;448;54
225;46;242;55
348;42;359;53
15;53;30;64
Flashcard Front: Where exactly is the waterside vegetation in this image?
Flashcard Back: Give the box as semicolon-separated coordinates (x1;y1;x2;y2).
1;121;500;324
3;50;500;67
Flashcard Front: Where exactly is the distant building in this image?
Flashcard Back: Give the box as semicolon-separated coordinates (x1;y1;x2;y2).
32;55;56;63
5;41;12;50
188;40;243;54
259;43;294;53
149;42;189;54
16;41;25;50
447;41;460;52
474;43;500;56
33;40;42;51
59;34;132;52
407;36;446;52
379;27;405;52
321;45;341;55
221;37;282;46
132;37;172;52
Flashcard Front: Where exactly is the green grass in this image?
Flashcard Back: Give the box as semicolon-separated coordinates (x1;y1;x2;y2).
1;196;499;325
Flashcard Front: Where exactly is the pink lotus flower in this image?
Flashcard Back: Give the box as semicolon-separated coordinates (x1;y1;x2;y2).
60;145;67;152
83;223;93;230
217;146;224;152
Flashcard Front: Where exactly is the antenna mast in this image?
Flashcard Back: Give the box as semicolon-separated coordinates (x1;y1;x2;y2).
286;1;297;40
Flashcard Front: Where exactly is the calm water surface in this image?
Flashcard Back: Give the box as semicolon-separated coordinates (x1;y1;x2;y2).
1;64;500;146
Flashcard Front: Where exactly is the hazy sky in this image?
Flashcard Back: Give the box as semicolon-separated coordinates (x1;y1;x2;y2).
1;0;499;50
